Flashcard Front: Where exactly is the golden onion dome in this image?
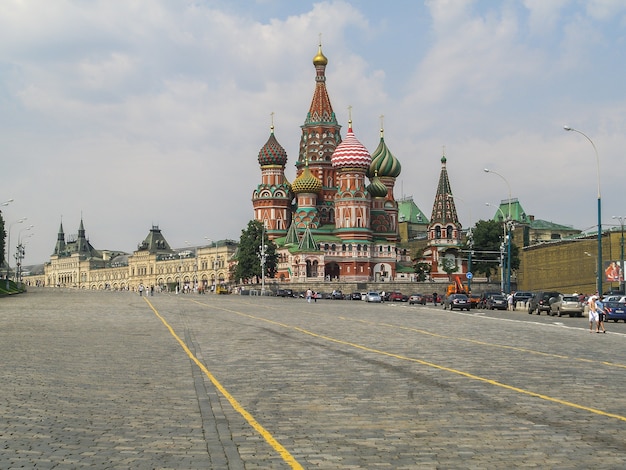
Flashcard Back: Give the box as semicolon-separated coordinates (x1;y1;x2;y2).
313;43;328;66
292;164;322;194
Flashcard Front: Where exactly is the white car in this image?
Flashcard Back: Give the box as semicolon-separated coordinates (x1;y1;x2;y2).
365;292;382;303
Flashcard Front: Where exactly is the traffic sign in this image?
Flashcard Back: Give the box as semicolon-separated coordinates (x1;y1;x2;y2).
466;272;473;280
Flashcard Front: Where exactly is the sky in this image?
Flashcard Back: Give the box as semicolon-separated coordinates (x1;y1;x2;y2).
2;0;626;265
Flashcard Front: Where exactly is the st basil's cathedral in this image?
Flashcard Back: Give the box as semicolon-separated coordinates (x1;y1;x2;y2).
252;43;465;283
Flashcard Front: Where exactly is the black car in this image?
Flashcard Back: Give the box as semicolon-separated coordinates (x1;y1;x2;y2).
528;291;561;315
275;289;294;297
445;293;471;311
351;292;362;300
478;292;501;309
486;294;508;310
512;291;533;306
331;290;344;300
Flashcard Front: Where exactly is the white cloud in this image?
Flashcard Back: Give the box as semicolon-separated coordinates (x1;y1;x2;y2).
2;0;626;265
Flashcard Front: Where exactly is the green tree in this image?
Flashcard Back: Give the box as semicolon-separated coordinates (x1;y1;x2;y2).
233;220;278;283
466;219;519;279
441;256;459;279
412;255;431;282
0;212;5;268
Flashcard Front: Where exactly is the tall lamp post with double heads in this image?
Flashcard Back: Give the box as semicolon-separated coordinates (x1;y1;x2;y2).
564;126;602;295
259;223;267;296
613;216;625;293
486;203;507;293
484;169;513;293
6;217;26;284
1;199;14;282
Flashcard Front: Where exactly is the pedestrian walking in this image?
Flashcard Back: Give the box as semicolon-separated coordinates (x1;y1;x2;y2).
306;288;312;303
588;294;600;333
596;295;607;333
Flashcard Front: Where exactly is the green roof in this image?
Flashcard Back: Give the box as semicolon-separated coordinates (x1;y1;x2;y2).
398;197;429;225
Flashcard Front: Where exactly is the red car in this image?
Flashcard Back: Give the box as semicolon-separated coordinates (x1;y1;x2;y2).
389;292;408;302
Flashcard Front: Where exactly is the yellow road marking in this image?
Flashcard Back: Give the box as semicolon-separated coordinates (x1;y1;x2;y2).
187;298;626;423
143;298;304;470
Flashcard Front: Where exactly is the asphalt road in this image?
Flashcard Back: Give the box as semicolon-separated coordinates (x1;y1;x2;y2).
2;288;626;469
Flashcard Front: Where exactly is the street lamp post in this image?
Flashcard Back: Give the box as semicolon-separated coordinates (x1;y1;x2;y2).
564;125;602;295
259;224;267;296
486;203;507;292
204;237;220;293
6;217;26;284
178;251;184;294
16;226;34;282
484;169;513;293
612;216;625;293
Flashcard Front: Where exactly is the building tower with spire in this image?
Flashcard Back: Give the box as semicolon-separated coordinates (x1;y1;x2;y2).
252;119;293;237
296;42;342;225
423;153;464;280
368;117;401;241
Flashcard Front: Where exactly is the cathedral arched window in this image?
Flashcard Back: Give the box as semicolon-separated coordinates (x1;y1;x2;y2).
447;225;454;239
435;226;442;239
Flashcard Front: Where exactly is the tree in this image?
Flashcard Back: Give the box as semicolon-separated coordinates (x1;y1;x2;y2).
233;220;278;283
412;257;431;282
466;219;519;279
441;256;459;279
0;212;5;268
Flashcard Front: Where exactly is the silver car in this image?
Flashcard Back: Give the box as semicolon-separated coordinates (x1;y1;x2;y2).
365;292;382;303
549;294;584;317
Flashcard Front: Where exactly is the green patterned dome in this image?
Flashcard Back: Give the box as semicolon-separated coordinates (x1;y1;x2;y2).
292;165;322;194
258;129;288;167
369;134;401;178
367;173;388;198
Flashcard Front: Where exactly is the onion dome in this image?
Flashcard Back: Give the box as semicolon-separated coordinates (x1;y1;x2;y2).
367;171;388;198
313;43;328;66
258;125;288;166
331;120;371;169
292;161;322;194
369;128;401;178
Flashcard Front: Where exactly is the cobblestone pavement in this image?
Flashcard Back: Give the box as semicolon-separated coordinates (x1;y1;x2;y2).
2;288;626;469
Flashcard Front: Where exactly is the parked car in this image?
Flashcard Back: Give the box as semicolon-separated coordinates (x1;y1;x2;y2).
445;293;471;311
365;292;382;303
408;293;425;305
422;294;434;304
350;292;362;300
478;292;501;309
512;291;533;305
528;291;561;315
331;290;343;300
549;294;584;317
275;289;294;298
469;294;481;309
603;300;626;322
389;292;408;302
486;294;508;310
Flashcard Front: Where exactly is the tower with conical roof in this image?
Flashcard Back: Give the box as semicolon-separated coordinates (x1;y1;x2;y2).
296;41;342;225
332;115;372;241
53;221;66;256
291;158;323;228
252;119;292;238
424;153;464;280
368;119;401;240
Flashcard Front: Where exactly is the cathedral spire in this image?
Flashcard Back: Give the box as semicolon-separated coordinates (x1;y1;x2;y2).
430;151;460;227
